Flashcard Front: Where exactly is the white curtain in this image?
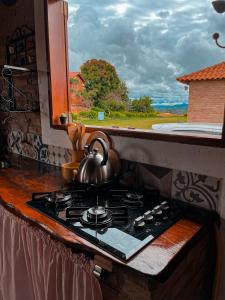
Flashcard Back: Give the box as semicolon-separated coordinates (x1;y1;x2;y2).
0;204;102;300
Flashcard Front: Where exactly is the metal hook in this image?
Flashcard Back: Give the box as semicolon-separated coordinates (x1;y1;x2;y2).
212;32;225;48
0;65;32;112
1;111;16;125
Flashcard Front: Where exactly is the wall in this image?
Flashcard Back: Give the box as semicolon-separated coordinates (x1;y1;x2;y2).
188;80;225;123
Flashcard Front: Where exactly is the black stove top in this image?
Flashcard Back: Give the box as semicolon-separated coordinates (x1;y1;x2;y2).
27;185;187;261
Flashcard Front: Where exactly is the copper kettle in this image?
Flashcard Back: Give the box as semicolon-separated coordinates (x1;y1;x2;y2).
74;138;114;185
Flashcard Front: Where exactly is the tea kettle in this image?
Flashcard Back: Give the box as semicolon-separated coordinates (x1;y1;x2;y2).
74;138;114;185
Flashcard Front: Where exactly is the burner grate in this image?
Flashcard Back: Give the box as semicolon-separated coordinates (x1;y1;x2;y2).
66;205;128;227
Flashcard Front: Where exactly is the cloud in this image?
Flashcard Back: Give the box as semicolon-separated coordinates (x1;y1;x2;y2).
67;0;225;102
105;3;133;17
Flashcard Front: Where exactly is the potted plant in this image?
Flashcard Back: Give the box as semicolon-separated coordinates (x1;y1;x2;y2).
59;113;68;125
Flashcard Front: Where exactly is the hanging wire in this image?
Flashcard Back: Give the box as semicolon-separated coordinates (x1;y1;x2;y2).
0;66;32;125
0;67;31;110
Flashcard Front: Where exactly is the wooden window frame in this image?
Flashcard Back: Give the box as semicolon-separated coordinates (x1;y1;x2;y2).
45;0;225;148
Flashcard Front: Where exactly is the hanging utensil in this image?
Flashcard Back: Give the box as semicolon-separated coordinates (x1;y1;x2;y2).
67;123;85;162
67;124;78;151
78;124;86;150
86;131;112;149
75;123;81;151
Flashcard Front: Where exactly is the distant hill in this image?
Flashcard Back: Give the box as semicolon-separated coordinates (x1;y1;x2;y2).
153;102;188;114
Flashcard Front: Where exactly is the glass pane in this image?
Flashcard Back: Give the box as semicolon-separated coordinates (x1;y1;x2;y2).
67;0;224;136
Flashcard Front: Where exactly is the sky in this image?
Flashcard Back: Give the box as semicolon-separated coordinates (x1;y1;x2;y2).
67;0;225;105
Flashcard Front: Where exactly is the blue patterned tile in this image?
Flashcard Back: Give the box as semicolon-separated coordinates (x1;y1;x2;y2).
38;144;49;163
7;130;23;155
172;170;221;211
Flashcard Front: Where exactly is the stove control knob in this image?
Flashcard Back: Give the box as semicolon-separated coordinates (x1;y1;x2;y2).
134;216;145;228
143;210;151;218
152;209;163;219
143;211;154;223
46;196;53;203
160;201;170;212
152;205;161;214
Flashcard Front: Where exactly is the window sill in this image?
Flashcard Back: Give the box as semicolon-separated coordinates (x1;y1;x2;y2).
51;124;225;147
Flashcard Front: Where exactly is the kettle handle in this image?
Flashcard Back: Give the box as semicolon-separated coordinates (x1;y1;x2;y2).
89;138;108;166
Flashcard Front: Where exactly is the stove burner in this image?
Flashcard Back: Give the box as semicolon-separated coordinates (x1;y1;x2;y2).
124;192;144;206
87;206;108;221
66;205;128;228
126;192;143;201
45;192;72;208
82;207;113;227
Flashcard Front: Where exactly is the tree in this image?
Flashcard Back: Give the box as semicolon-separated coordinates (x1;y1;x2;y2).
104;81;129;103
70;77;79;85
131;96;154;113
104;99;126;111
80;59;129;108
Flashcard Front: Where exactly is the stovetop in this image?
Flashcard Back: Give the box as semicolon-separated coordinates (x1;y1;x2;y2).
27;185;188;261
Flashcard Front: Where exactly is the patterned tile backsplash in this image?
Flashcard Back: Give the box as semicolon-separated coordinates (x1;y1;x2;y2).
122;160;221;212
171;170;221;211
6;130;222;212
7;130;72;166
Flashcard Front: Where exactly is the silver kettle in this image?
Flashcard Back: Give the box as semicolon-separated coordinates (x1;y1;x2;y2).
75;138;114;185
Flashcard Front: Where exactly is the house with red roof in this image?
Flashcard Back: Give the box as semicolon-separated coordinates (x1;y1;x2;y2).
69;72;88;113
177;61;225;123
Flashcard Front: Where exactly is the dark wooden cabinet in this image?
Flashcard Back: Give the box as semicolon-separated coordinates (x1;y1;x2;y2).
99;228;215;300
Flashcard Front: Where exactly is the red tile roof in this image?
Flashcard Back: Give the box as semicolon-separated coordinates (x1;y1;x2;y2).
69;72;84;82
176;61;225;84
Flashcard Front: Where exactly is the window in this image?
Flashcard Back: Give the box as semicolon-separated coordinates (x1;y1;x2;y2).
46;0;225;147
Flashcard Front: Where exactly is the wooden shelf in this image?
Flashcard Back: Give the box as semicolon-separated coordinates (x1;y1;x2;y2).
0;64;36;75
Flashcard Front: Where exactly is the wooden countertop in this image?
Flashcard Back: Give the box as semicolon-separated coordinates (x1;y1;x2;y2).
0;154;212;281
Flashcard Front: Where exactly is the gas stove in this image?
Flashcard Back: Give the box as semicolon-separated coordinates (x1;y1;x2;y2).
27;185;187;261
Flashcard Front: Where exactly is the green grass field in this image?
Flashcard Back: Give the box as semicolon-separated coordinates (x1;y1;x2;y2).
78;115;187;129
